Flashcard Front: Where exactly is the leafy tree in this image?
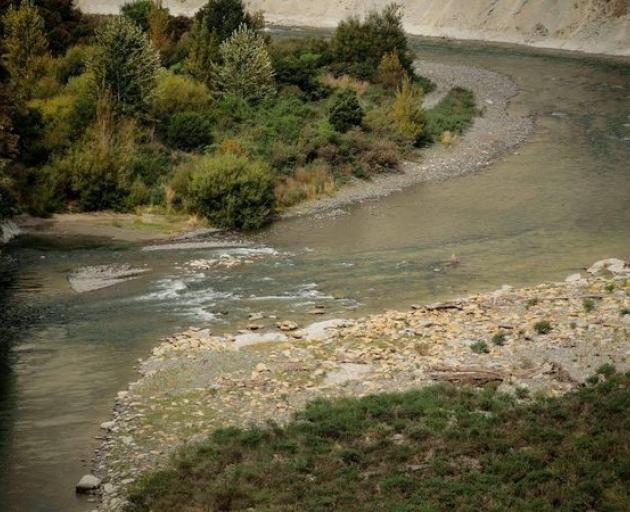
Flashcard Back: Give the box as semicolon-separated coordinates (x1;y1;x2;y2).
0;63;17;172
166;111;213;151
186;16;220;85
213;25;275;102
1;1;49;94
390;75;424;145
331;3;413;80
187;153;275;229
194;0;259;43
34;0;89;55
376;51;406;89
121;0;154;32
329;89;364;132
148;2;171;52
90;16;160;114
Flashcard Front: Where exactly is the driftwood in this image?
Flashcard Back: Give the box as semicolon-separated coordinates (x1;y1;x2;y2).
428;365;504;385
424;303;464;312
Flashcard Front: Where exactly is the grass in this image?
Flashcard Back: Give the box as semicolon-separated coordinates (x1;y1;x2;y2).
127;368;630;512
583;298;596;313
534;320;552;335
491;331;507;346
470;340;490;354
424;87;476;142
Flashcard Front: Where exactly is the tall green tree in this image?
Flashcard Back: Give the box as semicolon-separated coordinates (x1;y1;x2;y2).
185;16;219;84
1;0;49;94
90;16;160;115
213;25;275;102
195;0;253;43
120;0;155;32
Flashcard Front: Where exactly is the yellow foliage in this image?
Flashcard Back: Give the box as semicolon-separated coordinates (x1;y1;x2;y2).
151;70;212;119
390;76;425;145
376;51;406;89
322;74;369;95
275;164;336;207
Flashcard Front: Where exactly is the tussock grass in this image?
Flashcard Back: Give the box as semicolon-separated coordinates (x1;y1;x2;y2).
128;369;630;512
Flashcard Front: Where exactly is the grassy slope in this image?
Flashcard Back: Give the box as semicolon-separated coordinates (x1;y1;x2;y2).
128;367;630;512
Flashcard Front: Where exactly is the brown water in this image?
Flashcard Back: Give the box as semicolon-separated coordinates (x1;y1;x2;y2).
1;41;629;511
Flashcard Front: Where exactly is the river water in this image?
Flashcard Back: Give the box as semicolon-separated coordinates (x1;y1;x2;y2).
0;39;629;511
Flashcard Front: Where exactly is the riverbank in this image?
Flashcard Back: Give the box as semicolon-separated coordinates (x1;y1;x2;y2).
285;59;533;218
12;212;213;243
9;60;533;235
93;258;630;510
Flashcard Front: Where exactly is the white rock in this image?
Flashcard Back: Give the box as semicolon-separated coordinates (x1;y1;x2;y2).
565;273;587;285
100;421;115;430
76;475;101;493
587;258;628;276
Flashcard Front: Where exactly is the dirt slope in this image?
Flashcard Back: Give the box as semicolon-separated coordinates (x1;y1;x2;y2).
77;0;630;56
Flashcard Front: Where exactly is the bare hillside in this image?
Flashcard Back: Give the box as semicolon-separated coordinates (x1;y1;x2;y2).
76;0;630;56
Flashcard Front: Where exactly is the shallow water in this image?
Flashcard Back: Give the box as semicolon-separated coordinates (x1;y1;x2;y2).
1;41;629;511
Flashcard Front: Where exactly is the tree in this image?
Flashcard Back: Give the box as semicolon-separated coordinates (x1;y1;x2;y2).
90;16;160;114
121;0;154;32
376;51;406;89
148;2;171;52
213;25;275;102
391;75;424;145
195;0;255;43
331;3;413;80
329;89;364;132
186;16;220;84
1;1;49;94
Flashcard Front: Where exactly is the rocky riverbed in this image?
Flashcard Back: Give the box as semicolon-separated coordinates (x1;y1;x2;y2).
285;60;534;218
92;258;629;510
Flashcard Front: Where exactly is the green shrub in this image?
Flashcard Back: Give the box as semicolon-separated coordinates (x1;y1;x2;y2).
329;90;364;133
331;4;413;80
492;331;507;346
166;112;213;151
470;340;490;354
534;320;552;335
424;87;476;143
56;45;95;84
187;153;275;229
583;298;596;313
604;282;615;293
151;70;212;121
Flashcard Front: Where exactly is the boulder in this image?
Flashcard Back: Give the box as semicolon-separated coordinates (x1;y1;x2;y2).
587;258;628;276
76;474;101;493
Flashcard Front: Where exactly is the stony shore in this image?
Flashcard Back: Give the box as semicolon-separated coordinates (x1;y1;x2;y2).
93;258;629;510
284;59;534;218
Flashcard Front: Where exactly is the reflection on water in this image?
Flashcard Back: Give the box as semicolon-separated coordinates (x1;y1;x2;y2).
1;40;629;511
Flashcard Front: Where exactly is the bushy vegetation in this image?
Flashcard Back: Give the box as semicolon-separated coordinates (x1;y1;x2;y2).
128;368;630;511
185;153;275;229
424;86;477;143
0;0;477;229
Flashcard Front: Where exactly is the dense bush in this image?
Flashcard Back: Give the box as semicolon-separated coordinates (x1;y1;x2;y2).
150;70;212;120
330;4;413;80
329;90;364;132
166;112;213;151
55;45;95;84
194;0;258;43
376;51;406;89
120;0;154;31
187;153;275;229
271;38;331;99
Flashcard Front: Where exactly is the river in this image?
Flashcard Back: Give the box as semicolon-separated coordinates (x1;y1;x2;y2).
0;38;629;511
